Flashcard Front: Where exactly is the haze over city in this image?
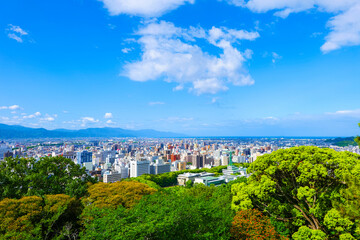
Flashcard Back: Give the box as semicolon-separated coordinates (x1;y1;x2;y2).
1;0;360;136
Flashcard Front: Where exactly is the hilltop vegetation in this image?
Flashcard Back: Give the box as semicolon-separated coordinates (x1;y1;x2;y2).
0;144;360;239
325;137;358;147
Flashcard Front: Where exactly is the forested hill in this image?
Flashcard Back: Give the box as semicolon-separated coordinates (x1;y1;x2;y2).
325;137;357;147
0;123;185;139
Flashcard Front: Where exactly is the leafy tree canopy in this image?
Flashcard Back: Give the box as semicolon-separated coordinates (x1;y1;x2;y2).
82;181;157;210
81;184;235;240
0;156;96;200
0;194;82;240
231;146;360;239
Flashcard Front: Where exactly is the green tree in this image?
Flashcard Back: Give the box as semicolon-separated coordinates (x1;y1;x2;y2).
231;146;360;238
185;179;193;188
0;157;36;199
82;181;157;210
0;194;82;240
81;184;235;240
0;156;96;200
355;123;360;146
334;175;360;239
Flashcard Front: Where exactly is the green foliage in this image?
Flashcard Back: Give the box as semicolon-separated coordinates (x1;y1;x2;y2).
292;226;327;240
185;179;193;188
355;123;360;147
231;146;360;238
325;137;358;147
0;156;96;200
0;194;82;240
82;181;156;210
81;184;235;240
334;174;360;239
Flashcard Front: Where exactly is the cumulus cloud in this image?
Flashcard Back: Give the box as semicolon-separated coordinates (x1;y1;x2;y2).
100;0;194;17
41;117;55;122
104;113;113;119
6;24;28;43
23;111;41;119
224;0;360;52
8;105;20;110
82;117;99;123
123;21;258;95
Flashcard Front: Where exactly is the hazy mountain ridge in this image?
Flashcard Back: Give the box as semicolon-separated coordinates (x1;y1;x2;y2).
0;124;185;139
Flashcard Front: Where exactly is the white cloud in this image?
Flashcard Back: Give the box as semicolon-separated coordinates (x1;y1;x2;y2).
271;52;282;63
149;101;165;106
8;105;20;110
106;120;115;124
23;114;36;119
23;111;41;119
224;0;360;52
100;0;194;17
121;47;133;53
6;25;28;43
0;106;8;110
104;113;113;119
8;33;23;43
41;117;55;122
8;24;28;35
123;21;258;95
326;109;360;117
82;117;99;123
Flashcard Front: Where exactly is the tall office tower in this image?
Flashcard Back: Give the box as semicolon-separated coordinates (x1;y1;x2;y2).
130;159;150;178
0;142;12;162
191;154;206;169
76;150;93;165
221;156;229;166
214;158;221;167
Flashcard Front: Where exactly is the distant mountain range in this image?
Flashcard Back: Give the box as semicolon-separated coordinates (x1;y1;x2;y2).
0;124;186;139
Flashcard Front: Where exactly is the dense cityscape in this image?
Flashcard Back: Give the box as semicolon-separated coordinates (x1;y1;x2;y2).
1;137;359;185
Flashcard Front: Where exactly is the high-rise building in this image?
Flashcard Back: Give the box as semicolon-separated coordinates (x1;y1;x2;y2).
177;161;187;171
130;159;150;178
221;156;229;166
0;142;11;161
76;151;92;165
4;151;13;159
150;159;171;175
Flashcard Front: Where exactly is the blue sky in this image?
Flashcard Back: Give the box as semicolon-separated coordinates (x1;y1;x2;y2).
0;0;360;136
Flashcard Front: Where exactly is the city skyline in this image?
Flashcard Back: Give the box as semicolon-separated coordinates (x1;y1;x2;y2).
1;0;360;136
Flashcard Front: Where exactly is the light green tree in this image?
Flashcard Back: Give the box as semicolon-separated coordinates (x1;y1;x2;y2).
231;146;360;238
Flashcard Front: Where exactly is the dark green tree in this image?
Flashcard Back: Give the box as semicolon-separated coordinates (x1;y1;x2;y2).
81;184;235;240
0;156;96;200
0;157;35;199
